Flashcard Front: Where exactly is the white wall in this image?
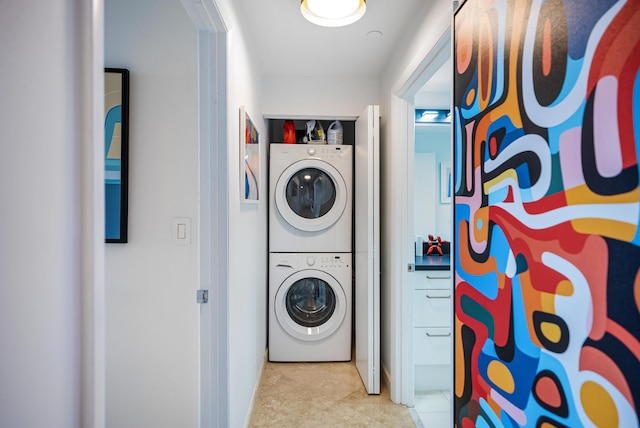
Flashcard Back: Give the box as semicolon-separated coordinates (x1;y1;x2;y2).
0;1;104;427
262;75;381;119
104;0;199;426
378;0;453;402
415;90;450;109
224;22;269;428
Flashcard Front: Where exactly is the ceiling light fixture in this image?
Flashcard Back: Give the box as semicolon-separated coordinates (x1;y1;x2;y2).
415;109;451;124
301;0;366;27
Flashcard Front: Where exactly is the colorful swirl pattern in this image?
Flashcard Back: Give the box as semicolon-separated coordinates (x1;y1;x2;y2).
453;0;640;426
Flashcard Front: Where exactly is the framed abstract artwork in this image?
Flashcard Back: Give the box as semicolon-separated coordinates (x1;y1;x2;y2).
104;68;129;243
440;162;452;204
240;106;260;203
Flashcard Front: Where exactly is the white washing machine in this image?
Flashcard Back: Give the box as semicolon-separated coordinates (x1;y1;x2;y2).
269;144;352;253
269;252;352;362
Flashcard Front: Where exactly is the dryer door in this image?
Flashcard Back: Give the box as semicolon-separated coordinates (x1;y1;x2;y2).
274;159;348;232
274;269;347;342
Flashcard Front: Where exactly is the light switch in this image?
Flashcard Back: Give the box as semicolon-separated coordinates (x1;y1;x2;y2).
172;217;191;245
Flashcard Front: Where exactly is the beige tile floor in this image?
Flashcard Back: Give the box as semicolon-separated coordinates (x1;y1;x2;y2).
248;360;417;427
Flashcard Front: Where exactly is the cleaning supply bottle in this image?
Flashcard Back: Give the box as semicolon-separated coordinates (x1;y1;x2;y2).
327;120;343;145
283;120;296;144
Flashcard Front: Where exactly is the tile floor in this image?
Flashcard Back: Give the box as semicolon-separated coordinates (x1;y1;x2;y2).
413;391;451;428
248;359;419;427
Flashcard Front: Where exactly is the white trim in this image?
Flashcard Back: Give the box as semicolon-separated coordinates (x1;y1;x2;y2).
263;114;359;121
397;30;452;99
243;350;269;428
85;1;106;426
401;98;415;407
180;1;229;426
202;27;230;428
392;27;452;407
381;362;392;392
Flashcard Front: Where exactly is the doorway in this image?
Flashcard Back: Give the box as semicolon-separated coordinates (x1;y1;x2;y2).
394;25;453;426
411;55;453;427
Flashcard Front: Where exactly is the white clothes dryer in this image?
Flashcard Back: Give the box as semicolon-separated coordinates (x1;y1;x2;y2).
269;252;352;362
269;144;352;253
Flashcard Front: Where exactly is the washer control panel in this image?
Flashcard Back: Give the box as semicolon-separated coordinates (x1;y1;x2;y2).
305;145;350;162
303;254;350;269
273;253;352;270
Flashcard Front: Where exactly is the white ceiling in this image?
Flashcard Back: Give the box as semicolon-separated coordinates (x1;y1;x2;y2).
233;0;435;78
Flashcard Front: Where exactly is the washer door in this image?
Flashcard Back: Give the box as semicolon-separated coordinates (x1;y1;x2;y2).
274;269;347;342
274;159;347;232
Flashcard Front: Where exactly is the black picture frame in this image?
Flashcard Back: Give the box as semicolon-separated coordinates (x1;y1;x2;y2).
104;68;129;243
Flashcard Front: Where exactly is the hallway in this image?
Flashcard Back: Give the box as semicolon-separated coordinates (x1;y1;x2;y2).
248;360;417;427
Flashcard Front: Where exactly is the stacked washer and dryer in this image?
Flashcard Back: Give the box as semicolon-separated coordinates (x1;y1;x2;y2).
269;143;353;362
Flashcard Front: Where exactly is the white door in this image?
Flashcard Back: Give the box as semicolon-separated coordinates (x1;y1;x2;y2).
355;105;380;394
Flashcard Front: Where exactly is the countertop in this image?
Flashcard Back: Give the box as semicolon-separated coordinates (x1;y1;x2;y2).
415;254;450;271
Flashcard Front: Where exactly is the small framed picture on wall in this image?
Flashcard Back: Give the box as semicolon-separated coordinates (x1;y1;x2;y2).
240;106;260;203
440;162;451;204
104;68;129;242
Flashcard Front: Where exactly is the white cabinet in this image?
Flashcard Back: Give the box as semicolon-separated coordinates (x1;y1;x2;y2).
413;267;452;392
414;289;451;327
413;328;451;365
414;270;451;290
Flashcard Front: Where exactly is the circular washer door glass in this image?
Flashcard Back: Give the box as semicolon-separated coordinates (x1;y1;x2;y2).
285;277;336;327
285;168;337;219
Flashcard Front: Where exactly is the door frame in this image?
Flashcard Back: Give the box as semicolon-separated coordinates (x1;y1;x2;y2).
393;27;452;406
179;1;229;426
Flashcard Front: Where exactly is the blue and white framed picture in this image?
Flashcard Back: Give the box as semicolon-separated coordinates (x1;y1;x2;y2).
440;162;451;204
240;106;260;203
104;68;129;242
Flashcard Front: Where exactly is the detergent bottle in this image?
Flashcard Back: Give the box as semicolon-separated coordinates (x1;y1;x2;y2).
327;120;343;145
283;120;296;144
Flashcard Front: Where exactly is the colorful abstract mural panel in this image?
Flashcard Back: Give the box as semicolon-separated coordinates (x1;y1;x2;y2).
453;0;640;427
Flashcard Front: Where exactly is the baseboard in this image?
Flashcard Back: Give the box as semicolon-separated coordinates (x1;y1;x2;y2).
243;349;269;428
381;362;391;393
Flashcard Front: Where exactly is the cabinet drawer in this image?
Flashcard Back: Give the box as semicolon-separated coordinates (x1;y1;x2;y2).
414;271;452;290
414;327;451;365
414;290;452;327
